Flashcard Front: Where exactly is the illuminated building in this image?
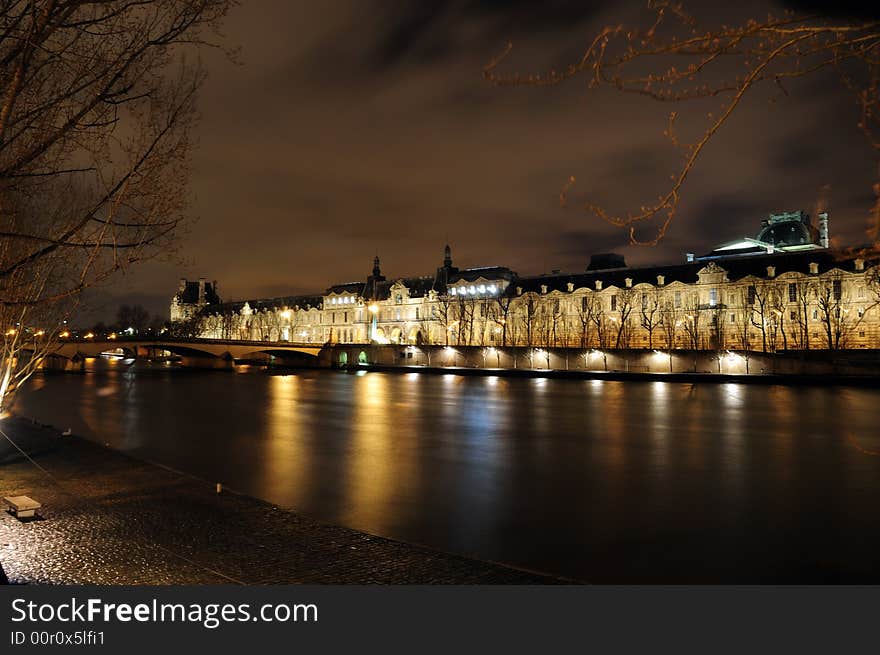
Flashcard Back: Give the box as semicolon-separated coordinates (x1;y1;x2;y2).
173;211;880;351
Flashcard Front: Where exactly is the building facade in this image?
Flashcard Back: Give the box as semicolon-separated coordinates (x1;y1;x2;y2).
172;212;880;351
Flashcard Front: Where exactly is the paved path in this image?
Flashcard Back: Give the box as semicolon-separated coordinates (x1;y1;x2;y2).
0;418;559;584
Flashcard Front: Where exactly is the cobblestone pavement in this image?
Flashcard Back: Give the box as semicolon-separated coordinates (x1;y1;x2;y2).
0;418;561;584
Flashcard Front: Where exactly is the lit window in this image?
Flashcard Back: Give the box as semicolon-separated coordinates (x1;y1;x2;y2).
709;288;717;306
478;285;486;293
488;284;497;294
469;286;476;295
450;287;457;296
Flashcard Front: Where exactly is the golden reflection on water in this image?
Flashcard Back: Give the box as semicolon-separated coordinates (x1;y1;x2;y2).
346;372;401;533
265;374;309;501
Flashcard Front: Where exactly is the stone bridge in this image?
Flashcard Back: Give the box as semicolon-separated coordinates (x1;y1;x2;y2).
29;338;327;371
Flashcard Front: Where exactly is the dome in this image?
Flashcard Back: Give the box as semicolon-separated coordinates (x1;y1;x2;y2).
756;220;818;247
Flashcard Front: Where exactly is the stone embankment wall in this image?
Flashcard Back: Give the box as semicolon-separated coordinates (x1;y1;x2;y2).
322;344;880;377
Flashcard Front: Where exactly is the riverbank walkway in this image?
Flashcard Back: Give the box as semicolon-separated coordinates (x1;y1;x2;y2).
0;418;558;584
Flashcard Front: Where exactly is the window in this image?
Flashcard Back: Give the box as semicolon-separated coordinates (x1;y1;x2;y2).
812;309;818;320
858;286;865;298
709;288;718;307
641;293;648;310
582;297;588;312
674;291;682;308
747;285;756;305
729;313;736;324
833;279;842;300
395;294;403;305
788;283;797;303
552;299;559;314
610;295;617;311
790;311;797;321
415;308;420;320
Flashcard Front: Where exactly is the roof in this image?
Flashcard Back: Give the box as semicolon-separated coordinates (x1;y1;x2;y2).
205;294;324;315
511;250;875;295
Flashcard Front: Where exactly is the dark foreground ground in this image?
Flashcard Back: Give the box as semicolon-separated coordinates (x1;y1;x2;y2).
0;418;558;584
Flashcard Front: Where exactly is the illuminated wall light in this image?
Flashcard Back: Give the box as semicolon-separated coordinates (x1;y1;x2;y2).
488;285;497;293
478;285;486;293
450;287;457;296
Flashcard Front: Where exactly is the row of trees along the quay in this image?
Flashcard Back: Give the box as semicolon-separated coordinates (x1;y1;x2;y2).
483;1;880;252
0;1;234;412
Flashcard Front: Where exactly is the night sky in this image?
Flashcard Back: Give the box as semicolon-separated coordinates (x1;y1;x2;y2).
90;0;879;322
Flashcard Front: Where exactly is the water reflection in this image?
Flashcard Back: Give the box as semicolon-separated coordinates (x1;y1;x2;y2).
14;363;880;583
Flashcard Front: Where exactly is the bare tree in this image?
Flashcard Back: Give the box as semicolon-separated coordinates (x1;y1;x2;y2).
612;289;635;349
787;278;814;349
639;288;663;349
492;293;514;346
815;273;858;348
485;3;880;250
0;1;234;411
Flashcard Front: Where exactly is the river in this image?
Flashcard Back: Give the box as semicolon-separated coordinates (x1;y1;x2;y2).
13;358;880;582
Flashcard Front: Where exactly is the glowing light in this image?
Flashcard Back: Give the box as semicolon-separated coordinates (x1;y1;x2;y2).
281;309;292;319
368;304;379;314
84;332;94;339
726;351;743;363
478;285;486;293
469;286;476;295
488;285;497;293
5;328;15;336
450;287;457;296
108;332;117;340
59;331;70;339
34;330;44;337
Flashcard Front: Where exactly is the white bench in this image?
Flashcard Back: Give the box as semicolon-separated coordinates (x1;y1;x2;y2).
3;495;41;519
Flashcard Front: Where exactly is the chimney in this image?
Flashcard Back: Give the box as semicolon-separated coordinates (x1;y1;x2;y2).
657;275;665;286
855;258;865;271
595;280;603;291
818;211;829;248
809;262;819;275
198;277;206;304
566;282;574;292
178;278;187;293
540;284;548;294
625;278;633;288
767;266;776;278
